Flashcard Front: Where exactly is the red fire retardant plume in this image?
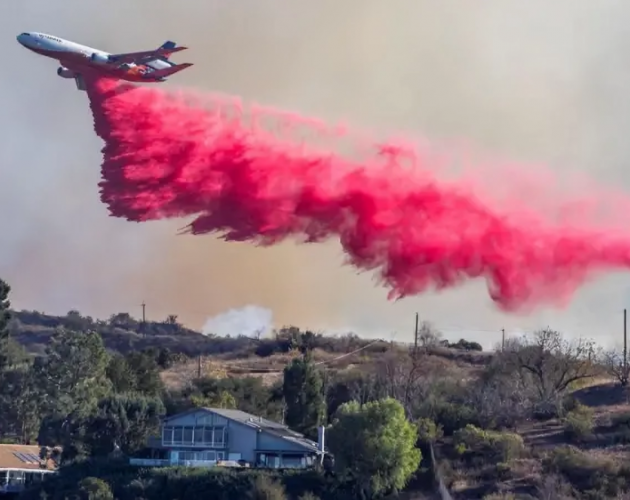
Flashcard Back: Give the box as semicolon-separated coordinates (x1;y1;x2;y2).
87;78;630;312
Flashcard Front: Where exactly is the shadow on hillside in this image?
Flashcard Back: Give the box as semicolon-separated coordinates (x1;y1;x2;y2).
574;382;628;408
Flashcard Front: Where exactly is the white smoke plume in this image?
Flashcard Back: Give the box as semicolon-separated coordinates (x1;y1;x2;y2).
202;305;273;338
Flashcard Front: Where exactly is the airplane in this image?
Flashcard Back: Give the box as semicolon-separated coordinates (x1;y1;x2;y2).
16;32;193;91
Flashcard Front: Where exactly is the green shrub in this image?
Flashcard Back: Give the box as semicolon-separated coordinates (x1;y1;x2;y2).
453;424;524;463
433;402;482;435
562;403;594;442
449;339;483;351
416;418;444;445
249;476;287;500
77;477;114;500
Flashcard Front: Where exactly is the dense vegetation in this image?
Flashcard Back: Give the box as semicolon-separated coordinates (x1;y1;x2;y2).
2;276;630;499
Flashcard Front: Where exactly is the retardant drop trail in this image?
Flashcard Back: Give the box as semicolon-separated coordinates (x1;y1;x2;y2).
87;77;630;312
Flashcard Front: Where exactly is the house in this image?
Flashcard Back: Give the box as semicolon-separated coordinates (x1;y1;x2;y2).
130;407;323;469
0;444;57;495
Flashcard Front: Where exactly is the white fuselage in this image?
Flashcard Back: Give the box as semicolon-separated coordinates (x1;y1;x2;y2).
16;32;172;72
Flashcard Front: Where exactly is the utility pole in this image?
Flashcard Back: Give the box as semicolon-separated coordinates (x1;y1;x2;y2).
141;302;146;337
413;313;419;351
501;328;505;352
624;309;627;377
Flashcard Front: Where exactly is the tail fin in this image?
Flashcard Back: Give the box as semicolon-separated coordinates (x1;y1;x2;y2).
150;62;193;79
160;40;176;50
157;40;187;57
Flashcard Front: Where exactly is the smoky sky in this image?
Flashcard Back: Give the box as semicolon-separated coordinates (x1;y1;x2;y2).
2;0;630;348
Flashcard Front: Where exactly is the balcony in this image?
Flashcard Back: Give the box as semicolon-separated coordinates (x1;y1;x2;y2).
129;458;170;467
129;458;218;468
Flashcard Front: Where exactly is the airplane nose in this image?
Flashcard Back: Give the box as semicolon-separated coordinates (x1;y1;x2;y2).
17;33;32;47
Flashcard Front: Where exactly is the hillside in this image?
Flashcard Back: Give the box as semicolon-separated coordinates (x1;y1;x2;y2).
10;309;215;356
8;306;630;498
8;308;490;362
8;308;490;388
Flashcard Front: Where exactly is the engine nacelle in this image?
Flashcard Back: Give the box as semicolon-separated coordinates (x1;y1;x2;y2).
90;52;110;64
57;67;75;79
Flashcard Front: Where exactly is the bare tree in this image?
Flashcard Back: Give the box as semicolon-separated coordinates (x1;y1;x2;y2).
375;348;450;416
418;321;442;350
602;348;630;386
252;328;264;341
467;367;534;430
503;328;601;415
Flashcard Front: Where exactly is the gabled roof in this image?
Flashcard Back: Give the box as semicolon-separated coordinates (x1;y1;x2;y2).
163;407;320;453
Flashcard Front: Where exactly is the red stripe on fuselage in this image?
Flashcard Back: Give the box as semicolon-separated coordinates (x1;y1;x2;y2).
27;45;162;83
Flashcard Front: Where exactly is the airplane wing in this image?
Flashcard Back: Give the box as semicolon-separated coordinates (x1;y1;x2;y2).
108;44;187;64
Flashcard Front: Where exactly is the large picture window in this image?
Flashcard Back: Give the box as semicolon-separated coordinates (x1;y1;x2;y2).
162;425;226;447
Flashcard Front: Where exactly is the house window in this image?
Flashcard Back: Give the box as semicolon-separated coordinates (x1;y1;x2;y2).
194;427;204;444
173;427;183;444
183;426;194;445
214;428;225;445
281;454;305;468
256;453;281;468
161;424;226;447
203;427;213;443
162;426;173;445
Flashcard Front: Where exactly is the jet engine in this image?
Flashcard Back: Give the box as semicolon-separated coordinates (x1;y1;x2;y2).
57;67;75;79
90;52;110;64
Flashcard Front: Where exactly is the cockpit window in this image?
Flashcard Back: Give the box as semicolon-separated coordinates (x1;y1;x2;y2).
20;32;30;37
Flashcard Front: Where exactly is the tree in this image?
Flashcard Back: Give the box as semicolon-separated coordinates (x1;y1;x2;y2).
503;328;600;416
106;354;137;393
417;321;442;350
0;278;12;369
326;370;383;420
0;367;40;443
156;347;176;369
602;348;630;387
124;351;163;396
84;394;165;456
190;391;237;410
77;477;114;500
35;328;111;417
327;398;421;498
63;310;93;332
283;355;326;437
165;314;179;325
35;328;111;448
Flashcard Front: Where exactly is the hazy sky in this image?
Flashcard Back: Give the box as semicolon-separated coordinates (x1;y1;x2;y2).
2;0;630;348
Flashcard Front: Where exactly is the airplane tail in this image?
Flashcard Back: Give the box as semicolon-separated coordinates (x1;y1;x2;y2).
158;40;187;56
160;40;176;50
150;62;193;79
